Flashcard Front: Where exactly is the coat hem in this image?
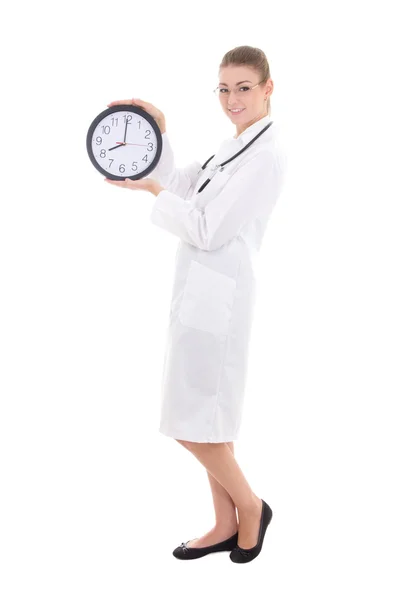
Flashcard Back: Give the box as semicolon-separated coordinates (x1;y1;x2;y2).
158;427;238;443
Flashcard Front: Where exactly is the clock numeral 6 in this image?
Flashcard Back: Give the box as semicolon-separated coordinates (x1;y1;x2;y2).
119;164;126;173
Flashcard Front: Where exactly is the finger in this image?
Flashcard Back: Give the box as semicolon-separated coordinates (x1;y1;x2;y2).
130;98;153;108
107;99;138;107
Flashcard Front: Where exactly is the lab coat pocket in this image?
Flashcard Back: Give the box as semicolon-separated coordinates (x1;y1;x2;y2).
179;260;237;335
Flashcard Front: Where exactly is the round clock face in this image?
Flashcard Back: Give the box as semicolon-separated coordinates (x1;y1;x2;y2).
86;105;162;180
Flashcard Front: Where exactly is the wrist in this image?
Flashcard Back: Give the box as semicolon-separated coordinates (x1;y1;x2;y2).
150;182;165;196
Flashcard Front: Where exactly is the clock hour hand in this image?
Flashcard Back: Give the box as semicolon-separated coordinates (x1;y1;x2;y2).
108;142;125;151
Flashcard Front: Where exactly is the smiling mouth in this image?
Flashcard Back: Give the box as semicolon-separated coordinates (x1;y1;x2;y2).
229;108;245;113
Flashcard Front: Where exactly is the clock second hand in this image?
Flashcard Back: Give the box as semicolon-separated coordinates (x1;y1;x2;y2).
107;141;149;151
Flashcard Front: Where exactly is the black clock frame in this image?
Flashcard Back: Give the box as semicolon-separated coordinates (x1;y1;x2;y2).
86;104;163;181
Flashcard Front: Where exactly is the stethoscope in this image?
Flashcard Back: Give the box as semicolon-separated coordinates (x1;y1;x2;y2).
196;120;273;194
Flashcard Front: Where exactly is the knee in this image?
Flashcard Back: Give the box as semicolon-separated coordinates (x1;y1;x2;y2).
175;438;190;449
175;439;200;452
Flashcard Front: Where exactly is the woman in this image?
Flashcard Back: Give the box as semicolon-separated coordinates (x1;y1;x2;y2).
106;45;287;563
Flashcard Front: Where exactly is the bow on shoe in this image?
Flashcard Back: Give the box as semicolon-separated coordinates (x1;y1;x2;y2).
180;542;190;554
236;546;251;558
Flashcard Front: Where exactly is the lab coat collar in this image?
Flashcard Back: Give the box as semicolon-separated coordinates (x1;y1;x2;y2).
233;114;272;146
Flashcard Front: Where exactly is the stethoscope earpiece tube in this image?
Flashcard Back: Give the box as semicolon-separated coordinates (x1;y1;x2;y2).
196;121;273;194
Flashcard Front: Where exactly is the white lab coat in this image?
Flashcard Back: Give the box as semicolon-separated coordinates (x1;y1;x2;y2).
148;115;287;442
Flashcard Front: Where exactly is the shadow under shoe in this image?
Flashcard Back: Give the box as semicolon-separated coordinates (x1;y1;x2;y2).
173;531;239;560
230;499;273;564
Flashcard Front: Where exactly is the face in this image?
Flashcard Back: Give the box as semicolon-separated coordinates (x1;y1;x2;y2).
217;65;273;134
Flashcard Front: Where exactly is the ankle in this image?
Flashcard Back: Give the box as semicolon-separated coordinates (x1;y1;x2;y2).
213;521;238;535
237;494;262;517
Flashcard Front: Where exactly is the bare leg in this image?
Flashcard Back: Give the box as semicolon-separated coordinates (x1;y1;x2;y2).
176;440;238;547
176;440;263;549
206;441;238;532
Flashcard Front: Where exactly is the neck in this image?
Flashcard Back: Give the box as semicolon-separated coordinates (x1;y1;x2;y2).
234;111;269;139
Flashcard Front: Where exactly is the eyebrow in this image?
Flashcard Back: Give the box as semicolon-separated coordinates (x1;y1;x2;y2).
218;80;252;86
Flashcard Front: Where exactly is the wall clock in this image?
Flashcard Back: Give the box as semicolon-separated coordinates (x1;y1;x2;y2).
86;105;162;180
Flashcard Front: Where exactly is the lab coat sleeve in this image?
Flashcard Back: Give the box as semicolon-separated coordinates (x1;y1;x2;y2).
150;149;285;251
144;132;202;200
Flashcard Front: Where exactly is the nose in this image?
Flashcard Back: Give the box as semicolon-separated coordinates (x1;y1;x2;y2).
225;89;242;104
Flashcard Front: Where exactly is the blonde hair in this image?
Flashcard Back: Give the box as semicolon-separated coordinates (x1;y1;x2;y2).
219;45;272;116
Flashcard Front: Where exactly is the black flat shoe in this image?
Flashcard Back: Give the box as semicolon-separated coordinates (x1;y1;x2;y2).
172;531;239;560
230;499;273;564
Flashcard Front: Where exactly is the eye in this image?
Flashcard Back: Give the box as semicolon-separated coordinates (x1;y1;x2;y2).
217;86;250;94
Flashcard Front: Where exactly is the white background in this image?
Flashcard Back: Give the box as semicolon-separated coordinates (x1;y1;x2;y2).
1;0;399;597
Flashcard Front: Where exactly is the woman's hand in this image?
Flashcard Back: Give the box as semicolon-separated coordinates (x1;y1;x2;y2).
104;176;165;197
107;98;166;134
